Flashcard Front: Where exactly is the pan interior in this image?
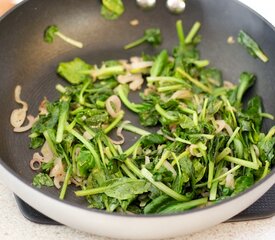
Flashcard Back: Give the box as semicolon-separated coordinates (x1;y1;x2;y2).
0;0;274;206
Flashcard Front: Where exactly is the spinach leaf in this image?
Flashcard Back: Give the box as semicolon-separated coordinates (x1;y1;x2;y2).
141;134;166;147
258;133;275;165
57;58;92;84
101;0;124;20
236;72;256;104
233;173;254;195
76;148;95;177
103;178;151;200
238;96;262;131
238;30;269;63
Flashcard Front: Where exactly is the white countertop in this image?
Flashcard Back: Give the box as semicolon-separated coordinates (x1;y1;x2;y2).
0;0;275;239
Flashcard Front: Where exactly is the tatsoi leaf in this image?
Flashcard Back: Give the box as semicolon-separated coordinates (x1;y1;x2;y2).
29;136;45;149
101;5;120;20
44;25;58;43
178;155;194;184
172;174;187;193
76;149;95;177
193;160;206;183
33;173;54;188
141;134;166;146
102;0;124;17
245;96;262;130
238;96;263;131
57;58;92;84
103;178;151;200
238;30;269;63
31;101;60;134
236;72;256;103
258;133;275;164
233;173;254;195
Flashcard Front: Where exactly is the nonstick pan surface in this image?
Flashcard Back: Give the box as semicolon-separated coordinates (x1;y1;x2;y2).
0;0;274;238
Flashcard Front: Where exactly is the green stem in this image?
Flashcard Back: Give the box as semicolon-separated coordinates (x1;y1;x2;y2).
212;165;241;183
260;161;270;180
147;76;191;87
227;127;240;147
155;104;177;121
75;186;109;197
67;128;102;168
176;20;185;46
266;126;275;139
260;112;274;120
116;85;141;113
124;139;142;157
121;123;151;136
224;156;259;170
255;49;269;63
221;96;237;128
159;198;208;214
209;163;223;201
104;111;124;134
207;161;215;188
97;138;107;167
56;100;70;143
154;150;170;170
200;98;208;121
124;37;146;50
189;134;214;140
185;21;201;44
177;68;211;93
79;80;90;105
192;60;209;68
215;147;231;163
82;124;96;138
125;159;144;179
55;32;83;48
55;84;66;93
157;84;186;93
59;165;72;200
92;66;124;79
121;164;137;179
174;137;192;145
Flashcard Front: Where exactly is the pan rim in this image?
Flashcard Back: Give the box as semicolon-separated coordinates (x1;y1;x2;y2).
0;157;274;219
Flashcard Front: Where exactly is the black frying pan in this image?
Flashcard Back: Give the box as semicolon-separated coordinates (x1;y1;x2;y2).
0;0;274;238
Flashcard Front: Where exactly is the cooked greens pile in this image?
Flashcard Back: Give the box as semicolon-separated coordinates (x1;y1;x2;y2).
30;20;274;214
